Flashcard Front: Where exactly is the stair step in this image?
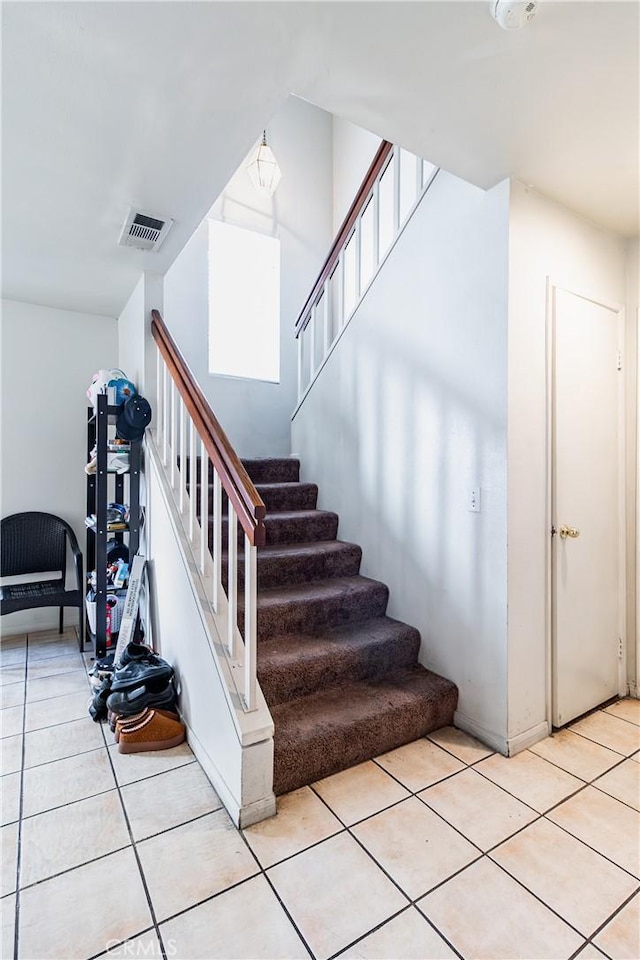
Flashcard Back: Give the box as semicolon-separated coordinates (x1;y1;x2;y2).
222;541;362;589
215;509;339;547
251;576;389;640
192;481;318;515
271;666;459;795
258;617;421;706
243;458;300;484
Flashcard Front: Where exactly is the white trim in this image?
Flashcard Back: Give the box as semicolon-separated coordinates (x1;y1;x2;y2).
452;710;508;756
506;721;550;757
545;280;628;727
292;166;441;420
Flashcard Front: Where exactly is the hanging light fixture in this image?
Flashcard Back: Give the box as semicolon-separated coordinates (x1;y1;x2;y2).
246;130;282;197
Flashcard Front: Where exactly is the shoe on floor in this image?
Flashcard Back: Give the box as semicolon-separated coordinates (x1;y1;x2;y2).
107;680;176;717
114;707;180;742
118;709;186;754
110;658;173;693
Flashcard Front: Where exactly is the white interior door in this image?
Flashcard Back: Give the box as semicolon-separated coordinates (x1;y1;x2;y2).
552;287;622;727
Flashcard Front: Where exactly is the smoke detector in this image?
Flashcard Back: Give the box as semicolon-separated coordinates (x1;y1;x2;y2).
490;1;538;30
118;208;174;252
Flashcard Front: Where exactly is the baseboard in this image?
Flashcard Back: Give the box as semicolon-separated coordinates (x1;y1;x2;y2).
505;720;550;756
453;710;508;755
184;722;276;828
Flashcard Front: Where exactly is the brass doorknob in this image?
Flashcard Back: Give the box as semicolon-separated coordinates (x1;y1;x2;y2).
559;525;580;539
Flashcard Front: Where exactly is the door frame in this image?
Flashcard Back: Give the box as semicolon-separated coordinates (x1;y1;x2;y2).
545;278;627;728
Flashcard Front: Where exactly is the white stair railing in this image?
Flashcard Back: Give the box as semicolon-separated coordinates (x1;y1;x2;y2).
151;310;266;711
295;142;438;404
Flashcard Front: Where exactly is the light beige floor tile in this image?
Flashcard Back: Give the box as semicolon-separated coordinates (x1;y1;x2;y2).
267;831;408;960
95;929;162;958
137;808;259;921
491;817;637;936
25;690;92;731
0;666;25;687
19;847;152;960
530;729;622;781
593;759;640;811
27;627;77;643
352;795;479;899
243;785;342;868
548;786;640;877
1;895;15;960
0;643;26;666
27;653;84;680
1;772;21;825
604;699;640;726
1;822;18;897
108;741;194;787
1;894;15;959
24;715;105;769
27;638;81;663
570;712;640;756
418;767;537;851
337;907;456;959
427;726;493;764
417;857;583;960
26;671;89;703
0;735;22;775
0;683;24;709
631;751;640;763
1;705;24;739
375;738;465;792
475;749;584;812
122;762;223;841
161;874;309;959
21;789;129;886
22;747;115;817
574;945;608;959
594;894;640;960
312;760;409;825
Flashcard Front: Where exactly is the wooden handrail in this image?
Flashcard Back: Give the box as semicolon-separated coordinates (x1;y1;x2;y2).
294;139;393;337
151;310;266;547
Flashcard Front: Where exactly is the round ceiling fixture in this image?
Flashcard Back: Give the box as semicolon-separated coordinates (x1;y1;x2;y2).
490;1;539;30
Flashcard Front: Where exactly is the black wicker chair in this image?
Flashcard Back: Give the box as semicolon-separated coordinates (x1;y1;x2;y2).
1;512;84;649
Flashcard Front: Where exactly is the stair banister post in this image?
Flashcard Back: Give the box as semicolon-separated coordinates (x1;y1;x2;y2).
212;471;222;613
188;418;197;543
200;441;208;575
244;534;257;711
227;506;238;658
179;397;187;513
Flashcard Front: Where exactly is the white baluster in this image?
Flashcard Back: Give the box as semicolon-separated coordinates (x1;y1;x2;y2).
308;308;316;380
227;507;237;658
392;146;400;234
323;279;330;354
170;379;177;488
372;181;380;268
212;471;222;612
244;534;257;711
179;398;187;513
200;440;208;575
189;419;197;543
297;331;304;401
162;364;169;465
156;349;164;448
355;217;362;301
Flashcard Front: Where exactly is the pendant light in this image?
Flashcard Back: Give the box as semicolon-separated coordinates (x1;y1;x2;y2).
246;131;282;197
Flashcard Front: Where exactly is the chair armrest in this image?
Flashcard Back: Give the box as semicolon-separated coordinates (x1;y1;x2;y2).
65;526;84;592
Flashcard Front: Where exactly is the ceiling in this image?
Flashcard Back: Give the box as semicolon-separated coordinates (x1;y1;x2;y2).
2;2;638;318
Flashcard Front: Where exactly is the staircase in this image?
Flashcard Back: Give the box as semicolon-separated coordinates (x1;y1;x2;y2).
198;455;457;795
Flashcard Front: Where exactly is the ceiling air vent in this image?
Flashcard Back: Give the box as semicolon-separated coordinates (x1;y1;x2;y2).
118;208;174;252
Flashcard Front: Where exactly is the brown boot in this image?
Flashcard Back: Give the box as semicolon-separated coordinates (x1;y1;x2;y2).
114;707;180;742
118;709;186;754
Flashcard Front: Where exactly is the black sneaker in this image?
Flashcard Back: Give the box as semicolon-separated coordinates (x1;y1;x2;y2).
110;659;173;693
107;680;177;717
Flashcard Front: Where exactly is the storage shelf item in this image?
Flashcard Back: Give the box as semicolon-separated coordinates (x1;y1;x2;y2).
85;393;141;658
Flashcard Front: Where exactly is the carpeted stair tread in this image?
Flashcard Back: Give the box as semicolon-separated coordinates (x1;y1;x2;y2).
255;482;318;512
271;666;458;795
258;617;421;705
222;540;362;589
252;576;389;639
193;481;318;516
216;509;339;546
243;457;300;484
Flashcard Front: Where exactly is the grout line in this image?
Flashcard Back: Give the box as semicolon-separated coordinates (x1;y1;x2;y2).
566;727;634;758
99;719;169;960
12;634;30;960
19;742;107;774
85;925;157;960
18;784;119;823
16;843;132;893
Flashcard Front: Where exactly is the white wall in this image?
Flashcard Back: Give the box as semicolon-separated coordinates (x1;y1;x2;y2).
1;299;118;635
332;117;381;235
507;182;628;741
293;173;511;747
163;95;333;458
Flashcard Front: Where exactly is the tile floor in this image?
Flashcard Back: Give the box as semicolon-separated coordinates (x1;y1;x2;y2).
1;627;639;960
